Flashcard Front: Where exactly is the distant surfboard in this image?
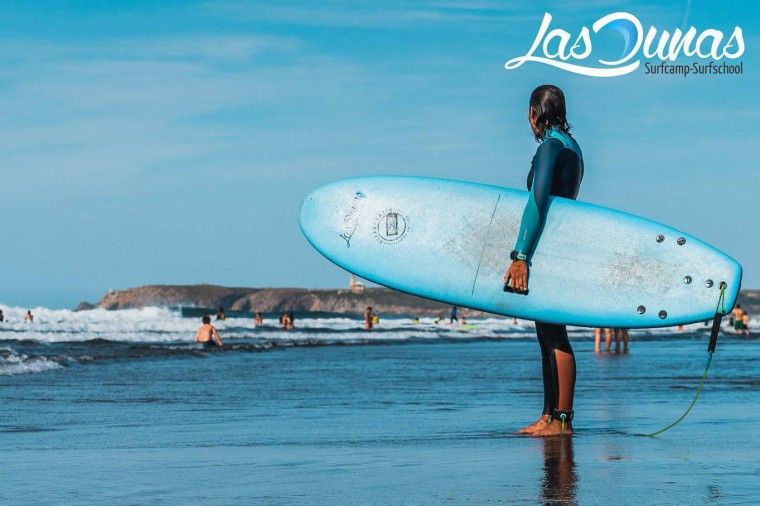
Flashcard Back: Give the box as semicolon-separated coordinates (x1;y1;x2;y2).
299;176;741;328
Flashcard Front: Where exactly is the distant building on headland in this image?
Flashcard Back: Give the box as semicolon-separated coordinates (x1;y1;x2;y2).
349;274;365;294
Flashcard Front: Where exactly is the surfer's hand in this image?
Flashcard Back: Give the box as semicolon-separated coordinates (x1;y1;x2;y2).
505;260;529;292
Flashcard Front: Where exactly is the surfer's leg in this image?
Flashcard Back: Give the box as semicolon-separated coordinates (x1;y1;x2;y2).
532;324;575;437
516;323;553;434
536;323;557;414
542;324;574;411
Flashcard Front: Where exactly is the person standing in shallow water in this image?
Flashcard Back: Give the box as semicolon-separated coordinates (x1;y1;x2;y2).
194;315;223;349
504;85;583;437
25;310;33;323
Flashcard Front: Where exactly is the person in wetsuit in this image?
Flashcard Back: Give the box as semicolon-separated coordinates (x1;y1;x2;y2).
504;85;583;437
195;314;223;349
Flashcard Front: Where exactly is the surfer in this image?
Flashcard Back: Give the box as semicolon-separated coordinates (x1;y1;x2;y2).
364;306;374;330
450;306;458;324
216;307;226;321
0;309;4;322
504;85;583;436
255;312;263;326
287;312;295;330
194;315;223;349
280;312;294;330
24;310;33;323
732;304;745;334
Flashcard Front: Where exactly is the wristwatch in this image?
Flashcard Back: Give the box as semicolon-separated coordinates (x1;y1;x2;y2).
510;250;528;261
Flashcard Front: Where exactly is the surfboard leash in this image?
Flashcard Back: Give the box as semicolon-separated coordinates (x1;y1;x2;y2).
643;282;727;437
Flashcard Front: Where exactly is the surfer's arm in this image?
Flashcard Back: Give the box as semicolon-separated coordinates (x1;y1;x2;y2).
513;139;563;259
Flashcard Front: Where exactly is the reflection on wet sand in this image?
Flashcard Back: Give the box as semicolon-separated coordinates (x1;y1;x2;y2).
540;437;577;505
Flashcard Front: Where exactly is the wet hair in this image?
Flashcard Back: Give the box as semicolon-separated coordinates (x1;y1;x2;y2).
202;315;211;324
529;84;571;142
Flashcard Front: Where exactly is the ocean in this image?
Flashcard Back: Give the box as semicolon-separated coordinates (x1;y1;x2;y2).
1;306;758;503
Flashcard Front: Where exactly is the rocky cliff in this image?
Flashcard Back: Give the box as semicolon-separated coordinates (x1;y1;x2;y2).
82;284;466;316
78;284;760;318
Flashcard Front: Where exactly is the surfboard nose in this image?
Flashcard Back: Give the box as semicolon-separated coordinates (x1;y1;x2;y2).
298;189;320;242
299;181;347;248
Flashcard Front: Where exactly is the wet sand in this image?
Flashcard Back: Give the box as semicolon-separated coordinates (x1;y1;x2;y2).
1;336;758;503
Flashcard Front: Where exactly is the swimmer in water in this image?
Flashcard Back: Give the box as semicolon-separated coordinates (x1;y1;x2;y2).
732;304;745;335
505;85;583;437
254;312;263;326
194;315;223;349
25;310;33;323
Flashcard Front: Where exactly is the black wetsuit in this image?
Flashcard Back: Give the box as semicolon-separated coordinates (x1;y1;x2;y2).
515;128;583;415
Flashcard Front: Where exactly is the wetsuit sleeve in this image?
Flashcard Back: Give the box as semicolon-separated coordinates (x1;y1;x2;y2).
514;138;563;259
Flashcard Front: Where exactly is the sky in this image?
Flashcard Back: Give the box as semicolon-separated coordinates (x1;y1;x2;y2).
0;0;757;308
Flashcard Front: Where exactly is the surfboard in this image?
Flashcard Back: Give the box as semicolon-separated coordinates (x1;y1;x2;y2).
299;176;742;328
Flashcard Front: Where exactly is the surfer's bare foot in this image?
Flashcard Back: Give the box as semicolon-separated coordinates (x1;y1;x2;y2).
531;420;573;437
516;414;550;434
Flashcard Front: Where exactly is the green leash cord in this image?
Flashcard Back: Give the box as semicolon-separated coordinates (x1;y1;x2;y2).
644;283;727;438
644;353;712;437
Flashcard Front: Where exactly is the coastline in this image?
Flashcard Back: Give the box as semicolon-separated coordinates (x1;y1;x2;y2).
75;284;760;319
75;284;489;317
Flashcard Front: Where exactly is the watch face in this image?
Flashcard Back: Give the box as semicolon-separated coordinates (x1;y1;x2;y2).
510;250;518;261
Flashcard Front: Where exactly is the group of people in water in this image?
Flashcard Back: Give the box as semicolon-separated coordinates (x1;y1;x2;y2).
0;309;33;323
594;328;629;354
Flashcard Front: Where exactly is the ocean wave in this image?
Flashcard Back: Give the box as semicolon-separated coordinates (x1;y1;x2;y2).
0;304;750;347
0;348;64;376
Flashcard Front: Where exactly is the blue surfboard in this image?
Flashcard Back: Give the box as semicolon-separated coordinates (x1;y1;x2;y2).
299;176;741;328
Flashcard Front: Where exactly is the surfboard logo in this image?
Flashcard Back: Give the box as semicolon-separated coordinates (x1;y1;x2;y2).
339;191;365;247
373;209;408;244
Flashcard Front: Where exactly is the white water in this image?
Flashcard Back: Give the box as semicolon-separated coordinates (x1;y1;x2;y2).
0;348;64;375
0;304;746;345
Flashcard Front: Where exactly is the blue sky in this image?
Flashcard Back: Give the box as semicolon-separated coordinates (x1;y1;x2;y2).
0;1;757;308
